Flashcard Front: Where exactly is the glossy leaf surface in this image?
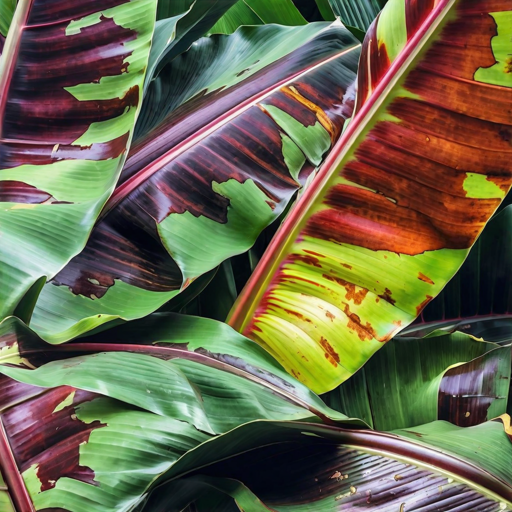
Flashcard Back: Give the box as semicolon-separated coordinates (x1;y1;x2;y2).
148;0;239;79
229;0;512;393
0;0;157;320
29;23;361;343
323;331;511;430
407;206;512;342
146;419;512;511
0;313;361;512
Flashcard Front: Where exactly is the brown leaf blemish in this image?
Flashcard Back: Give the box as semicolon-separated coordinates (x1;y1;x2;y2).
319;337;340;367
417;272;435;285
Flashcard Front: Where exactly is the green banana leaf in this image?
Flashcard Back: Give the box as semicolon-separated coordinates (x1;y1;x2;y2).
0;313;363;511
228;0;512;393
145;418;512;511
323;331;511;430
329;0;386;32
0;0;157;321
28;22;361;343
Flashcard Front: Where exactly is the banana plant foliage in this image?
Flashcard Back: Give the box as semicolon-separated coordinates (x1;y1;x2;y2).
0;0;158;320
0;313;510;511
228;0;512;393
27;22;361;343
323;330;511;430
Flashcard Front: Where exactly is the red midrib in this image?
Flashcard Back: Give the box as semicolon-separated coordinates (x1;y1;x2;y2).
100;44;361;219
0;418;34;512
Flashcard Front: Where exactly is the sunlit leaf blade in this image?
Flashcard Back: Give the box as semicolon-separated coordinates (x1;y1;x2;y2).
228;0;512;393
0;314;358;425
406;206;512;342
29;23;361;343
146;419;512;511
323;331;511;430
0;0;158;320
0;314;361;511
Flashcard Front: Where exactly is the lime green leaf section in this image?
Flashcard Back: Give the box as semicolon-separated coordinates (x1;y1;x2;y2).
158;179;276;281
475;11;512;88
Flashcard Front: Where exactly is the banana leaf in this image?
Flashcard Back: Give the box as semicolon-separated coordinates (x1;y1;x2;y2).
0;0;157;320
141;418;512;511
323;331;511;430
29;23;361;343
149;0;239;78
0;313;363;512
228;0;512;393
406;206;512;343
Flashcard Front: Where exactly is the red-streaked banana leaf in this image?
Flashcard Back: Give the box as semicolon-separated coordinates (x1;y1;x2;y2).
405;206;512;342
0;314;363;512
0;0;157;320
323;330;511;430
28;23;361;343
228;0;512;393
139;418;512;511
0;0;15;55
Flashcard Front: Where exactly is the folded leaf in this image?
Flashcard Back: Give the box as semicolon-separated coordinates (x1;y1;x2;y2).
228;0;512;393
145;418;512;511
29;23;361;342
0;0;157;320
323;331;511;430
0;314;361;511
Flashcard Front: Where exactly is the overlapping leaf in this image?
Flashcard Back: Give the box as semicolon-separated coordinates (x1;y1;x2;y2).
0;0;157;320
28;23;361;343
323;331;511;430
228;0;512;393
145;418;512;511
0;313;362;511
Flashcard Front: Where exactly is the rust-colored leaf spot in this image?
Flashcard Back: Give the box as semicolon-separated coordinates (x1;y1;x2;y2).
417;272;435;285
505;56;512;74
325;311;336;322
319;337;340;367
292;253;323;268
378;288;396;306
303;250;325;259
342;263;353;270
322;274;369;305
343;305;377;341
283;308;311;323
416;295;434;316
